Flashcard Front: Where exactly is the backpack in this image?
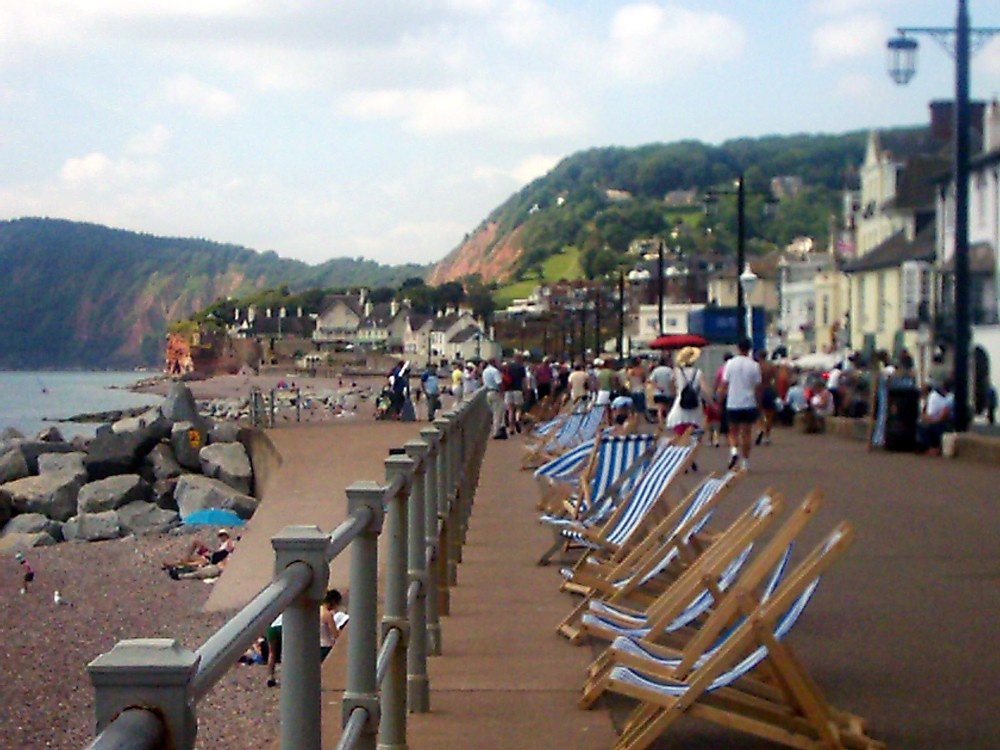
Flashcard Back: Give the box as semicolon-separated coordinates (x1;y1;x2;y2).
679;368;700;410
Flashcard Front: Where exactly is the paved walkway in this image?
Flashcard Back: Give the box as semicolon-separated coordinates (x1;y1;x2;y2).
229;416;999;750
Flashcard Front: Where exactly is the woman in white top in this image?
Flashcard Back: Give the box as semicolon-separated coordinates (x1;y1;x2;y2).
666;346;706;436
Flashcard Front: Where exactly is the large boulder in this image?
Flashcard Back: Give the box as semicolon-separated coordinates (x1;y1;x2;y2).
145;443;183;482
174;474;259;520
63;510;122;542
151;478;179;511
208;420;242;444
2;473;81;522
162;382;202;425
0;531;57;553
0;448;30;484
199;442;253;495
84;423;163;480
171;421;208;471
78;475;151;514
112;407;171;442
1;512;63;541
16;440;77;473
36;426;65;443
37;452;88;485
117;500;180;536
0;427;25;442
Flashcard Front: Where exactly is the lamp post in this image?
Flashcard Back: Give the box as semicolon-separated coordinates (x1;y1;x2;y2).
617;271;626;360
739;264;759;349
657;240;665;334
886;1;1000;431
705;173;763;342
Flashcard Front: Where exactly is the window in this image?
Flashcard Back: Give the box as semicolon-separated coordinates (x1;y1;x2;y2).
876;273;886;332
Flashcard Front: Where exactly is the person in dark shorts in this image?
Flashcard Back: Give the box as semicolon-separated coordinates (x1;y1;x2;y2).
720;339;762;472
16;553;34;594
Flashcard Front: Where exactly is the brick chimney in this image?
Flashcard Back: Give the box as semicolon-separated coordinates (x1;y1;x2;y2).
929;99;987;143
985;98;1000;153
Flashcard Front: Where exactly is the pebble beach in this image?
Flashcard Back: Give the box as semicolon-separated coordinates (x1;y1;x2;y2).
2;370;398;750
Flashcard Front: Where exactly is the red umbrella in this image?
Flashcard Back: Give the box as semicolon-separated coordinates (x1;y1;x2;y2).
648;333;710;350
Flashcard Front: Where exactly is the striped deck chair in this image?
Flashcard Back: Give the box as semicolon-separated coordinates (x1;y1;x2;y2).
536;433;657;517
577;491;821;656
554;475;757;642
537;437;697;566
521;407;597;469
579;522;882;750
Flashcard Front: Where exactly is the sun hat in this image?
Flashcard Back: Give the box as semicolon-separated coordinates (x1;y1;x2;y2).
675;346;702;366
217;529;230;538
594;358;604;367
15;552;24;562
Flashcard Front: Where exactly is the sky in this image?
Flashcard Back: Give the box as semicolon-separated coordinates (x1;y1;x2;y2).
2;1;1000;268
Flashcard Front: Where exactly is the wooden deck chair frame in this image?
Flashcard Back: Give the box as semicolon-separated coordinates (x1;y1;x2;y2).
556;476;766;643
577;491;820;675
561;470;742;597
581;521;882;750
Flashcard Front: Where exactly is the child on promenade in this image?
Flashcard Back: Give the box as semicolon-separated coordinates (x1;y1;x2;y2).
16;553;34;594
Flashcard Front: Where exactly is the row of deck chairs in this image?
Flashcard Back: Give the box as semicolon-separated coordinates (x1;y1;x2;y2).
527;423;884;750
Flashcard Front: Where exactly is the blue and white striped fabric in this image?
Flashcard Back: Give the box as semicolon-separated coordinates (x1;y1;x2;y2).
533;437;598;483
604;531;841;697
544;407;604;453
582;540;792;639
559;440;693;550
539;434;655;525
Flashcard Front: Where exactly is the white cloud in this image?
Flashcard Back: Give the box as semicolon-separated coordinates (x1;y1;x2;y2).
833;72;877;101
608;4;746;82
809;0;889;16
811;15;886;63
342;87;493;135
126;124;172;156
59;151;161;189
162;74;239;118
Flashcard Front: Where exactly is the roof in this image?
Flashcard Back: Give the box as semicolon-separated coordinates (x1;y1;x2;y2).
938;241;995;274
841;225;935;273
449;325;482;344
889;154;949;211
319;293;362;318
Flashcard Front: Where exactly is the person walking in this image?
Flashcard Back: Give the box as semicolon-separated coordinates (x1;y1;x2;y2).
720;338;762;472
648;356;673;428
504;352;528;433
482;358;506;439
666;346;706;437
421;363;441;421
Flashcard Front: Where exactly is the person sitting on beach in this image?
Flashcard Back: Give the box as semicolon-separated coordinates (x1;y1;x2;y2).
609;395;637;434
164;529;236;579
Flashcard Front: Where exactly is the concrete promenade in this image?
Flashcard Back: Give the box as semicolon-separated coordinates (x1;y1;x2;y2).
228;416;999;750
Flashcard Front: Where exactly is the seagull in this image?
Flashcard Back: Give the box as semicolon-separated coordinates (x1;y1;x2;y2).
53;590;70;606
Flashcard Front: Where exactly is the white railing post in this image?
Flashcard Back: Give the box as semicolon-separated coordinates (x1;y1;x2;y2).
272;525;331;750
381;454;413;750
343;482;386;750
88;639;199;750
418;426;444;653
403;439;430;711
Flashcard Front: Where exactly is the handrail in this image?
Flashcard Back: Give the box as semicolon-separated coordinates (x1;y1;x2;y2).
84;388;490;750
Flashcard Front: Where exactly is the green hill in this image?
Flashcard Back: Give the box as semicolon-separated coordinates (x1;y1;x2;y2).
0;218;425;369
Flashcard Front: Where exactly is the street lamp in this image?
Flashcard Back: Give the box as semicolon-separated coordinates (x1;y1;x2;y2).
887;1;1000;431
739;264;759;348
705;174;775;342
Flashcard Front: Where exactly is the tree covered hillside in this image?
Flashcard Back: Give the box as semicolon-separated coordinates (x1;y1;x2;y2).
431;125;938;284
0;218;425;369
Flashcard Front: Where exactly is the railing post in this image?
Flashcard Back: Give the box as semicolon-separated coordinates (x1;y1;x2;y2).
88;639;199;750
381;454;414;750
432;416;456;604
272;525;331;750
439;413;462;584
433;415;459;589
403;439;430;711
419;427;444;652
343;482;386;750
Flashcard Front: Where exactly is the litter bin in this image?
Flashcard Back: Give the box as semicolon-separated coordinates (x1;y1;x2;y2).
884;375;919;451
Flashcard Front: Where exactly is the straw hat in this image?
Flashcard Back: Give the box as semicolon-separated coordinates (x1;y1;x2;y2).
675;346;701;366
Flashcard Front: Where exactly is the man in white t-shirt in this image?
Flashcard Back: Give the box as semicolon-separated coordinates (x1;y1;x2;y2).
720;338;762;471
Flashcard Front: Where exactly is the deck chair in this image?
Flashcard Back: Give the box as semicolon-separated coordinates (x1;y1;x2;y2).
577;491;821;658
522;406;604;469
537;437;697;566
580;522;883;750
555;475;760;643
536;433;658;517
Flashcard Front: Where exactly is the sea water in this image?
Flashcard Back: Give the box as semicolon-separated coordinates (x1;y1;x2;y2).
0;371;164;440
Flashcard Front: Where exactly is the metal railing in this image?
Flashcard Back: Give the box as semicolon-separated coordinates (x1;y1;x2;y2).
83;389;490;750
